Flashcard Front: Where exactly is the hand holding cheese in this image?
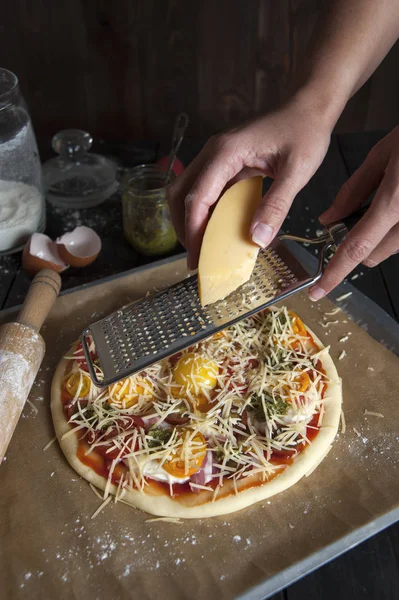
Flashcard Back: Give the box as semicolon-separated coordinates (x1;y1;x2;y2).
198;177;262;305
167;97;332;271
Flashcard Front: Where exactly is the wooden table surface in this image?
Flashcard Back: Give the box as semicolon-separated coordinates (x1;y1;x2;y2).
0;132;398;600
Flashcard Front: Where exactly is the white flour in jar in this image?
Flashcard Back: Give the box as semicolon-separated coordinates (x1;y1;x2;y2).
0;179;43;251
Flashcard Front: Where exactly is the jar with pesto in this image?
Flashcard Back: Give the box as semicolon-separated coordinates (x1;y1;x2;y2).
122;164;178;256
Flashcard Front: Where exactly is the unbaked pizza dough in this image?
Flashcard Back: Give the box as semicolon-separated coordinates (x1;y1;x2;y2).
51;307;342;519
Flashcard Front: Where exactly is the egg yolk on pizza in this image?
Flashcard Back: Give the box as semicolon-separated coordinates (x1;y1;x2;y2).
163;430;207;478
108;376;154;409
173;353;218;390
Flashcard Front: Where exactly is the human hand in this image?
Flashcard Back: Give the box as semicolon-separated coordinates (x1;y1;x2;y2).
168;95;334;269
310;126;399;301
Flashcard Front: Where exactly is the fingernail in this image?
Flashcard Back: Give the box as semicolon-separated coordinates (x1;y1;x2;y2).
251;223;273;248
309;285;326;301
187;255;198;273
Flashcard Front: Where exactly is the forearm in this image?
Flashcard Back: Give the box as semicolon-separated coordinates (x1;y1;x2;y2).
292;0;399;128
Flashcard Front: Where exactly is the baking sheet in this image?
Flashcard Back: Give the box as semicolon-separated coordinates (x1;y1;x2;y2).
1;255;398;600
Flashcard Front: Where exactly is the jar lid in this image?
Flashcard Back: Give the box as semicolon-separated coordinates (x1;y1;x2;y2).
42;129;118;209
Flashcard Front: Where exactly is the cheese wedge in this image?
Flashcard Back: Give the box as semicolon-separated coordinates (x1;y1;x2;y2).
198;176;263;306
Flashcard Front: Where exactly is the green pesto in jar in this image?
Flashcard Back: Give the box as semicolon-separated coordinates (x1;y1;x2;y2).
122;164;178;256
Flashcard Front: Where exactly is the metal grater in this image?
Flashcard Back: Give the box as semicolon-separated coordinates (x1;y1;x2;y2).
82;221;349;387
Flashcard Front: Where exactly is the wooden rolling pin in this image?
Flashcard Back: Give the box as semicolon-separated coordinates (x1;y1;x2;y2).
0;269;61;463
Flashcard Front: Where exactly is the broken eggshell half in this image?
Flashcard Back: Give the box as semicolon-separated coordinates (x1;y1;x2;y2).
56;226;102;267
22;233;69;277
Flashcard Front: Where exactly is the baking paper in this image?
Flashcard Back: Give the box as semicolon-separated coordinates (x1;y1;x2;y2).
1;258;398;599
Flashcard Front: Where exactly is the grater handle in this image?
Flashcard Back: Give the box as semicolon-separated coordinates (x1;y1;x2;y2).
325;206;369;249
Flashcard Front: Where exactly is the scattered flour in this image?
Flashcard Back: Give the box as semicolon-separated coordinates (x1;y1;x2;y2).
17;514;265;589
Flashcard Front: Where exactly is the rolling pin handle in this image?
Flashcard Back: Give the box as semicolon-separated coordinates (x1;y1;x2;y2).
17;269;62;332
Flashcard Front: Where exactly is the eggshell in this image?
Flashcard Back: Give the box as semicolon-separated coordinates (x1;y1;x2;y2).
22;233;69;277
56;226;102;267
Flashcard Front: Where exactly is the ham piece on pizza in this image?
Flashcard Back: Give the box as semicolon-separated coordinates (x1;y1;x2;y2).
51;306;342;519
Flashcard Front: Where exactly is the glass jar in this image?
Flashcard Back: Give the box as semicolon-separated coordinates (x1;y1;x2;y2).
0;68;45;254
122;164;178;256
42;129;118;209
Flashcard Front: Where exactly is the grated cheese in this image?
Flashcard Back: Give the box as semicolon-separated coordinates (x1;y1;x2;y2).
61;425;86;440
145;517;183;524
26;398;39;415
114;473;126;503
212;485;221;503
189;482;215;492
43;436;57;452
324;308;341;316
91;495;112;519
338;350;346;361
318;320;339;328
89;483;103;500
364;410;384;418
340;410;346;434
336;292;352;301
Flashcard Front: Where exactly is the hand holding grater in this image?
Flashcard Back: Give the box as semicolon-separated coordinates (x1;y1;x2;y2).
82;209;366;386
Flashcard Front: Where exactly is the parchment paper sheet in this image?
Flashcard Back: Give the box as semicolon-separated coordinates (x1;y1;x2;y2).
1;258;398;600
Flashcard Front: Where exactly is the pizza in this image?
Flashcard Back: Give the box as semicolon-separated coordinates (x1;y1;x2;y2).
51;306;342;519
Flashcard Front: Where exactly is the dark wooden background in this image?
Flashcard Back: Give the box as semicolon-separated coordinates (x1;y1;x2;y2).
2;0;399;144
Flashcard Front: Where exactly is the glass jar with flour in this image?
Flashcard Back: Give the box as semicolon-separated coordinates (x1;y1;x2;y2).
0;68;45;254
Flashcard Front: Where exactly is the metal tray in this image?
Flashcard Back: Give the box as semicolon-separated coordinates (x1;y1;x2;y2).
55;247;399;598
1;246;398;600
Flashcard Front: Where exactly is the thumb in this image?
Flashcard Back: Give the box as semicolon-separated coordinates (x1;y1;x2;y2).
250;163;309;247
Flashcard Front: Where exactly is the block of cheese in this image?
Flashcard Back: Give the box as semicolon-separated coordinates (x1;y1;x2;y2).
198;176;263;306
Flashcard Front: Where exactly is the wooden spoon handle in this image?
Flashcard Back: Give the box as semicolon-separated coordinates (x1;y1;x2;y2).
17;269;62;331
